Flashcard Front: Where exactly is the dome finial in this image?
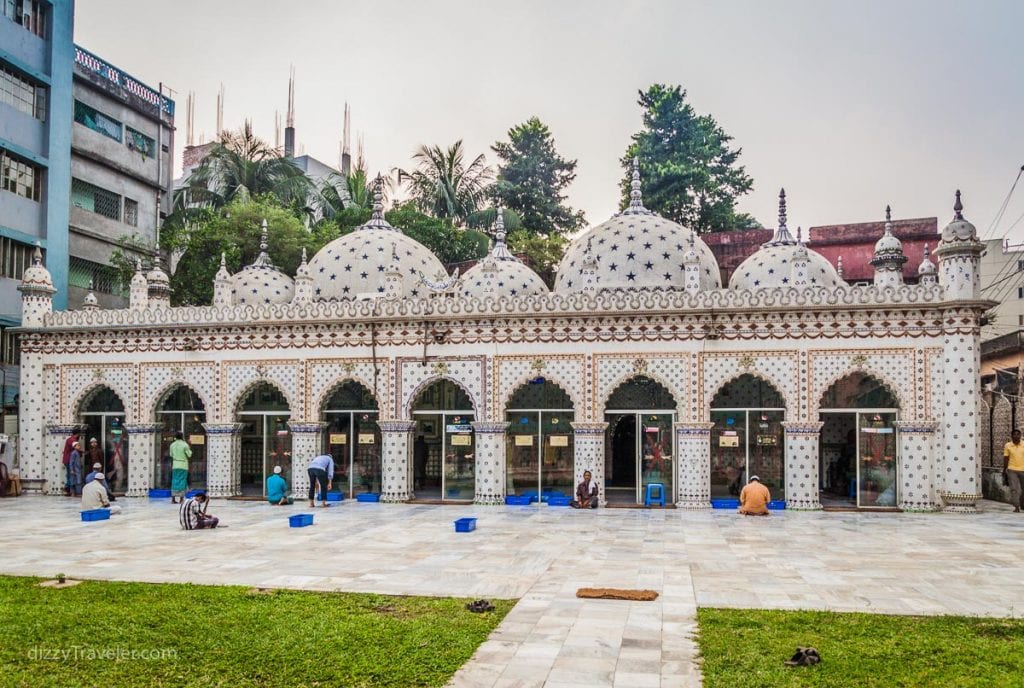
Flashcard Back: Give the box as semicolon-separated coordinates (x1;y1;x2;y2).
923;243;930;258
300;247;307;264
778;188;787;230
763;188;796;247
260;219;269;253
837;254;844;279
953;189;963;220
620;155;652;215
32;245;43;266
494;207;506;243
885;204;892;225
220;252;226;268
372;174;384;221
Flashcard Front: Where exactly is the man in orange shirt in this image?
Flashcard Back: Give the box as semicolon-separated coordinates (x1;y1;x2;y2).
1003;429;1024;513
739;475;771;516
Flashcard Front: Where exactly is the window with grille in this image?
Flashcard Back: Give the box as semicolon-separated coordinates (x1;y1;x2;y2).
0;64;45;121
125;126;156;158
0;328;20;365
1018;287;1024;299
68;256;123;295
73;100;122;142
2;0;47;39
0;148;41;201
0;236;40;280
71;178;121;220
124;198;138;227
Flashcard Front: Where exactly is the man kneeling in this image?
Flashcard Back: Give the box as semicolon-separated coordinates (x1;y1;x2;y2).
179;490;219;530
739;475;770;516
81;472;122;515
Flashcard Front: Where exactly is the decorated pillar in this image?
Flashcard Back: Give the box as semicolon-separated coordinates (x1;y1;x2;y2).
894;420;940;511
202;423;243;497
571;422;608;506
124;423;161;497
378;419;415;502
781;421;824;510
471;421;509;505
288;421;327;499
675;422;713;510
45;424;77;495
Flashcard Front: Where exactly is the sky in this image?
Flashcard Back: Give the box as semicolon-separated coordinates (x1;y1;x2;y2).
75;0;1024;240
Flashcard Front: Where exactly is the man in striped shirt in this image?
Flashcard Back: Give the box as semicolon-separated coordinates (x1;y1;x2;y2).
179;490;219;530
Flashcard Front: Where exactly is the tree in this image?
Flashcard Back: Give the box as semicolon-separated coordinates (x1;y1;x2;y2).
399;141;492;223
175;123;314;212
385;202;486;265
507;230;568;288
491;117;585;235
620;85;760;233
162;197;317;306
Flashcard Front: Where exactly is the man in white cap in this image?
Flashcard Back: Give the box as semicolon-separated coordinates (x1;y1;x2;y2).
739;475;771;516
266;465;291;505
84;461;116;502
81;473;122;515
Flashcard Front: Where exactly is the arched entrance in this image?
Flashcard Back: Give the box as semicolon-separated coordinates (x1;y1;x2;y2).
155;385;207;491
505;380;574;500
237;383;291;497
604;376;676;505
710;374;785;500
819;372;900;509
411;379;475;501
78;386;128;494
321;380;380;498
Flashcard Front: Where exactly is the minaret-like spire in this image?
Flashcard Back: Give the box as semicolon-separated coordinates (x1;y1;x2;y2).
871;204;906;287
837;255;844;280
763;188;797;246
290;247;314;305
778;187;787;228
884;204;893;235
622;156;652;216
953;189;963;220
253;219;274;267
491;207;516;261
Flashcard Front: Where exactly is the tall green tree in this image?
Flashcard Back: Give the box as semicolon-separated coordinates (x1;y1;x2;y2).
399;141;492;223
621;85;760;233
492;117;585;235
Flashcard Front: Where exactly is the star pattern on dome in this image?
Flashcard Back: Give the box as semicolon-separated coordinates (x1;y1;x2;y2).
461;208;548;300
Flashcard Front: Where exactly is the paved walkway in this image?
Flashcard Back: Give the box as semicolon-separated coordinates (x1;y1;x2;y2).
1;496;1023;687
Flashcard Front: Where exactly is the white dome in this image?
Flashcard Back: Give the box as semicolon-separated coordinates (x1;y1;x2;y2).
918;244;937;276
231;263;294;305
307;186;448;301
21;246;54;290
462;212;548;300
555;159;721;293
874;207;903;254
940;190;977;243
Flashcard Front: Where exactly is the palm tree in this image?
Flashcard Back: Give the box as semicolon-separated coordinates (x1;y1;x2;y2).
398;141;492;224
175;123;313;211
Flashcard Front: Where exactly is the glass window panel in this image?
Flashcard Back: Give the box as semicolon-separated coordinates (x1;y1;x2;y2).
858;412;898;507
710;411;746;498
73;100;122;141
749;410;785;501
351;412;380;495
506;411;539;496
323;412;352;495
126;126;156;158
541;412;573;497
443;414;475;500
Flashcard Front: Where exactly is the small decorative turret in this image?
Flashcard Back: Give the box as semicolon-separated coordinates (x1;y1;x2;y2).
146;255;171;308
363;175;397;231
763;188;797;247
212;253;232;307
621;157;653;216
837;255;844;281
579;237;599;294
871;205;907;289
18;245;56;327
683;232;701;295
81;292;99;310
129;259;148;310
291;248;314;304
918;244;938;286
383;244;404;299
790;227;809;287
935;190;984;300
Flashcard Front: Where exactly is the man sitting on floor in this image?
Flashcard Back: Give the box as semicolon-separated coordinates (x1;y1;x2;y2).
266;465;292;505
739;475;771;516
84;462;116;503
571;469;599;509
81;473;121;515
179;490;219;530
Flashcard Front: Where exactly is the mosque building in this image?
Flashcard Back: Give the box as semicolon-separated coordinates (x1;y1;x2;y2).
15;161;992;511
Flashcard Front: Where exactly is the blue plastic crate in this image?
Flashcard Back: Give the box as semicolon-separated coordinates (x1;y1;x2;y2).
454;517;477;532
325;492;344;502
356;493;380;503
547;496;572;507
521;491;539;503
711;498;740;509
149;488;172;498
289;513;314;528
767;500;786;510
81;508;111;522
505;495;532;506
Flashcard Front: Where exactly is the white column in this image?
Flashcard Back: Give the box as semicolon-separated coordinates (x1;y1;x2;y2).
378;419;415;503
288;421;327;499
675;422;713;510
202;423;243;497
45;424;77;495
571;422;608;506
471;421;509;505
17;351;46;488
781;421;824;510
940;331;982;512
894;420;940;511
124;423;161;497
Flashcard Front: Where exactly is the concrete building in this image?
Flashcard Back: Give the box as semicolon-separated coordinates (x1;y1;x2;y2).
0;0;74;410
69;45;174;309
977;238;1024;341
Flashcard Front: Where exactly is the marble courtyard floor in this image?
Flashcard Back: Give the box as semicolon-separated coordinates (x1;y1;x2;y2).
2;496;1023;687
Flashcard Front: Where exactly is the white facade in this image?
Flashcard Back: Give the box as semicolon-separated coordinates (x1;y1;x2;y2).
15;180;993;512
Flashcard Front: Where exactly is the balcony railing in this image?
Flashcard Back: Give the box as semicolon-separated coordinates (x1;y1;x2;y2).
73;46;175;117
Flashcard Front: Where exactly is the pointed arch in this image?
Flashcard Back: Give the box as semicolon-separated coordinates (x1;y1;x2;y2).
151;381;210;420
405;376;479;419
601;374;678;414
503;378;576;412
707;371;789;418
72;383;128;421
316;377;380;414
816;369;903;413
232;379;293;415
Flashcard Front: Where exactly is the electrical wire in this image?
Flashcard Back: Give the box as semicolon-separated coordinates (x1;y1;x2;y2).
978;166;1024;303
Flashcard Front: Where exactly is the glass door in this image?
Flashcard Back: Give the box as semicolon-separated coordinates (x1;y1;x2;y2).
710;411;747;497
324;411;381;497
640;413;674;502
543;412;574;498
750;411;784;500
413;411;475;501
604;411;675;504
857;412;898;507
505;411;575;500
157;411;207;489
444;414;475;500
78;413;129;494
239;414;291;497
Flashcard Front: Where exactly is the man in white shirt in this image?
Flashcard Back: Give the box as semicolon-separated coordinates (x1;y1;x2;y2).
81;473;122;515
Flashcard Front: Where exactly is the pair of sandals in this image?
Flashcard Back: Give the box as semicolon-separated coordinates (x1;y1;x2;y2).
465;599;495;613
785;647;821;666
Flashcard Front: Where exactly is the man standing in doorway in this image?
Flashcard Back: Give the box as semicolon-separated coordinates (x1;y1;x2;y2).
307;454;334;508
169;431;193;504
1003;429;1024;513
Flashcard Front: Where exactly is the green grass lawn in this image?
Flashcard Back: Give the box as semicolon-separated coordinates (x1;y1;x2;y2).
698;608;1024;688
1;575;512;687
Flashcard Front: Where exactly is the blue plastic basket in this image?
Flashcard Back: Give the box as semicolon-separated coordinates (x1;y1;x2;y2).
356;493;380;503
521;491;539;503
148;488;172;498
547;496;572;507
454;517;477;532
505;495;532;506
325;492;344;502
81;508;111;522
711;498;740;509
289;513;314;528
767;500;786;510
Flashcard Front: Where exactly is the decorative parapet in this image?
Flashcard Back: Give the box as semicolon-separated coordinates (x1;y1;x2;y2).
571;422;608;435
287;421;328;434
781;421;825;435
377;419;416;433
892;420;939;434
470;421;510;434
